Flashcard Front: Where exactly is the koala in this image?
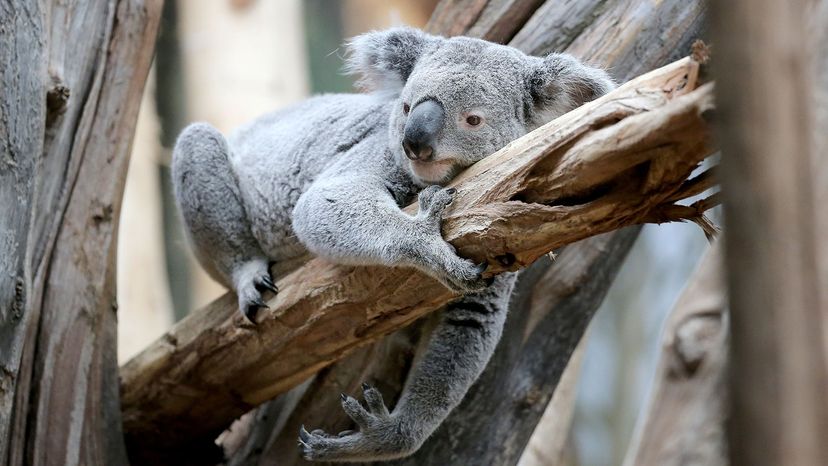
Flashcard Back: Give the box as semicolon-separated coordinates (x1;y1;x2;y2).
172;27;613;462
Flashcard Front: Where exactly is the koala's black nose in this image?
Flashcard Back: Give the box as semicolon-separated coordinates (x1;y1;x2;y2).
403;99;443;161
402;139;434;161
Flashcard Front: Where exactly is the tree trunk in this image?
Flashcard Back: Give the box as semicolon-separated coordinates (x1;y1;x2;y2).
622;243;728;466
0;1;161;465
809;0;828;364
711;0;828;464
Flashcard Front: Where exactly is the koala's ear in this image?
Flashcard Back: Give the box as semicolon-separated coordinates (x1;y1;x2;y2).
345;27;441;93
526;53;615;127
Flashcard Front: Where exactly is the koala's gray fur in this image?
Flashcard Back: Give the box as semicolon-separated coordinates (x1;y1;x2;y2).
172;27;613;462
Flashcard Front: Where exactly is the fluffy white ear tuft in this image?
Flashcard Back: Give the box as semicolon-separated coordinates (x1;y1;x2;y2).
345;27;442;94
526;53;615;128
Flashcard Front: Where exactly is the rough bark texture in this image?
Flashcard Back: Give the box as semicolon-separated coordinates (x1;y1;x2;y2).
121;57;715;466
711;0;828;465
0;1;161;465
622;243;728;466
426;0;546;42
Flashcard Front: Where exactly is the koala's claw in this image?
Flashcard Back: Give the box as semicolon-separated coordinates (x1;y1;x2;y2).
300;383;417;462
412;186;491;294
235;261;278;323
361;383;391;416
437;257;490;294
256;274;278;294
243;298;268;323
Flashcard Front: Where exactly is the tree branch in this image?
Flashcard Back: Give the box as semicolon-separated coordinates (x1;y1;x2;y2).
120;56;716;453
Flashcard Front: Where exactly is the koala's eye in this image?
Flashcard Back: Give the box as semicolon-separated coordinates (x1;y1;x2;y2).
403;103;411;115
466;115;482;126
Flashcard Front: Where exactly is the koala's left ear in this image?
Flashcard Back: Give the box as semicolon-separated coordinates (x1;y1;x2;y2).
345;27;442;93
526;53;615;127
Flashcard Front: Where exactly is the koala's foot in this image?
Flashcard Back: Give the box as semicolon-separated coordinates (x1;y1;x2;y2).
298;383;419;462
415;186;489;293
232;259;278;323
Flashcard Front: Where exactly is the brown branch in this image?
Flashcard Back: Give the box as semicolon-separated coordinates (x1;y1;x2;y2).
120;57;717;451
642;193;722;239
666;166;718;202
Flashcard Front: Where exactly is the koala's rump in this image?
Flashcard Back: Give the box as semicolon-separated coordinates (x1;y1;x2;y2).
227;93;394;261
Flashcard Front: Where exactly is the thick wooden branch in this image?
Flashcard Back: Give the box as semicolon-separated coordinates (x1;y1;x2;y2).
120;57;716;450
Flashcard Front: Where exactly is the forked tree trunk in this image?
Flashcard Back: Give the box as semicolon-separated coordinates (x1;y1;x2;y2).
0;1;161;465
712;0;828;465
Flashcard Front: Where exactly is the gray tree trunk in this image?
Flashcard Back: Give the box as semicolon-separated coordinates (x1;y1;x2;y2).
0;1;161;465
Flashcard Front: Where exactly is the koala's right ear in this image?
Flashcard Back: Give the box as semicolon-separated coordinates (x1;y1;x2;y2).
345;27;441;93
526;53;616;128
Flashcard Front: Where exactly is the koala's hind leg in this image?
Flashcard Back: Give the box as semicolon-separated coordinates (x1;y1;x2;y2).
172;123;276;321
299;273;517;462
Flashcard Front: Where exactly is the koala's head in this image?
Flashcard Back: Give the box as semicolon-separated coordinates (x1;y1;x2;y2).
346;28;615;185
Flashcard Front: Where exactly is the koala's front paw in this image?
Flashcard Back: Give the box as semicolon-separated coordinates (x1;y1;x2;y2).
416;185;456;231
299;384;419;462
414;186;489;293
438;253;489;293
233;260;278;323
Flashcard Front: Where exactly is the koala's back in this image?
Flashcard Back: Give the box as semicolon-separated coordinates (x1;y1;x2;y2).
228;93;393;260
